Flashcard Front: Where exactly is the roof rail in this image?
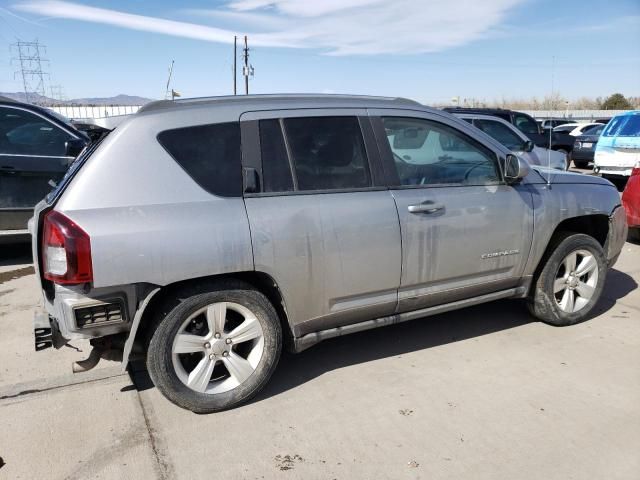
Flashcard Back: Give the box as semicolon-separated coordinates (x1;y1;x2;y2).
137;93;422;114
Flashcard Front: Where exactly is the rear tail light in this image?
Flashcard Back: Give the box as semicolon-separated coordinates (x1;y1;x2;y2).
42;210;93;285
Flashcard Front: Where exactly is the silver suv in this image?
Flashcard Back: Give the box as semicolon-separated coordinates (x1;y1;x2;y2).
30;95;627;413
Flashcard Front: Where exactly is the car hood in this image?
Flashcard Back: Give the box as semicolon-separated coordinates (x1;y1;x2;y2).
528;166;613;186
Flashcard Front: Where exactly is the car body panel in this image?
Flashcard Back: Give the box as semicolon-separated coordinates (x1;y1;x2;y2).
622;168;640;228
27;95;626;349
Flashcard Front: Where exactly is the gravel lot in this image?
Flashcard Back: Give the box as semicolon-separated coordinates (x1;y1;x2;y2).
1;230;638;479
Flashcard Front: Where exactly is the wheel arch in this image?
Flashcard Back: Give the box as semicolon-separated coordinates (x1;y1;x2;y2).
528;213;609;295
127;270;294;365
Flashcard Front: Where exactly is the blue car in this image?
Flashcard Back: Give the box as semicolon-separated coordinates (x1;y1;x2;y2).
594;110;640;179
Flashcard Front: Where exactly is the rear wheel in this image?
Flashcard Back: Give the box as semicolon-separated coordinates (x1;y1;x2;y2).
147;283;282;413
528;233;606;326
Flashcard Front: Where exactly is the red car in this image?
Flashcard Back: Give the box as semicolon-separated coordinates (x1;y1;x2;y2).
622;162;640;241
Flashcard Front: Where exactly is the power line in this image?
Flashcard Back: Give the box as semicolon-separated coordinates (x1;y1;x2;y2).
11;39;49;105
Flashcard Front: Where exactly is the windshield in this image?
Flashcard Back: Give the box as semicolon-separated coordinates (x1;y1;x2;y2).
602;114;640;137
474;119;524;150
583;124;604;136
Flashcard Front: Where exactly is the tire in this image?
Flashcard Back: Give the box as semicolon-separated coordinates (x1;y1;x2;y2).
528;233;607;326
147;282;282;413
573;160;589;169
629;227;640;243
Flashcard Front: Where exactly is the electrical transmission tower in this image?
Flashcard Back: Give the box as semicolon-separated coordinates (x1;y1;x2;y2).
11;40;50;105
50;84;66;103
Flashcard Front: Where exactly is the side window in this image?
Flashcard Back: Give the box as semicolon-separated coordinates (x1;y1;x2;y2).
259;119;294;193
283;116;371;191
474;119;524;151
382;117;501;186
513;113;539;135
0;107;73;156
158;122;242;197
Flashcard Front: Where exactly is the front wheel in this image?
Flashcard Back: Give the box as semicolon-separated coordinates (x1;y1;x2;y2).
147;283;282;413
528;233;607;326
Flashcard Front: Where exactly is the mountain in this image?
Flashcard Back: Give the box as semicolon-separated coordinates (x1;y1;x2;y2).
0;92;155;106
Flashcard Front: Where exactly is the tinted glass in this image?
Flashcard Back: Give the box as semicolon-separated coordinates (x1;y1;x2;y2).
259;119;294;192
283;116;371;191
158;122;242;197
583;124;604;136
603;115;640;137
383;117;500;186
513;113;539;134
0;106;73;156
474;119;524;150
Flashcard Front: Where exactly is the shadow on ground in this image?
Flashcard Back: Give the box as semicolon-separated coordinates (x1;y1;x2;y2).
129;268;636;406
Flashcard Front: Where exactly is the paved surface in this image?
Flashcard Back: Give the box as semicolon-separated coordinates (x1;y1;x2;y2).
1;236;639;480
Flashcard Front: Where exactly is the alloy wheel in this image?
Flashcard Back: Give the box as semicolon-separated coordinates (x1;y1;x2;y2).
171;302;265;394
553;249;599;313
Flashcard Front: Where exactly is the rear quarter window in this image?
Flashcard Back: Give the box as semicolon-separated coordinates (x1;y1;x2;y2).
157;122;242;197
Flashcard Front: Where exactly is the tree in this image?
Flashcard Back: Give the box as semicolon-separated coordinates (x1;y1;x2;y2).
600;93;632;110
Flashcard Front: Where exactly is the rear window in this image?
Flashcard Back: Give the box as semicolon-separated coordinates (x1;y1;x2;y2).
158;122;242;197
603;115;640;137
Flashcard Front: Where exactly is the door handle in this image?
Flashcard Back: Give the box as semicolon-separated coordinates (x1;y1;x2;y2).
408;202;445;214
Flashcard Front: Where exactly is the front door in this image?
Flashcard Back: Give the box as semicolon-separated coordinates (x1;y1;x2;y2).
241;111;402;337
371;112;534;313
0;105;76;230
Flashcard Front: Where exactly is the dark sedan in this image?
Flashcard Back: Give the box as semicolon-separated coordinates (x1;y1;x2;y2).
572;123;606;169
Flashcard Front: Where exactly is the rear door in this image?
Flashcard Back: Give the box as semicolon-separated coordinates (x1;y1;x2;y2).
370;109;534;312
0;105;76;230
240;109;401;337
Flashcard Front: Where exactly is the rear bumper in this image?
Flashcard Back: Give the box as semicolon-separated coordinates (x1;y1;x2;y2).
39;283;137;343
572;150;594;162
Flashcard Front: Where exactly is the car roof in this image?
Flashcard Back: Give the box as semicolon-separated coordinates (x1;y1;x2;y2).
137;94;425;116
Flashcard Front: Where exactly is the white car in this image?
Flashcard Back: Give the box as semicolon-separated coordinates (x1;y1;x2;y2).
455;114;568;170
553;122;604;137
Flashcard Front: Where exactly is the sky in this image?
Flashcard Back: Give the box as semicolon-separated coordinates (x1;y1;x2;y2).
0;0;638;104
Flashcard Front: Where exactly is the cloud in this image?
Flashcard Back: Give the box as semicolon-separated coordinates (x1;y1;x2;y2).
14;0;525;55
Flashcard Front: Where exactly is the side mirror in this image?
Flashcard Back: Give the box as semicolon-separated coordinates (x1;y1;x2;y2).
65;139;87;158
503;154;530;184
523;140;535;152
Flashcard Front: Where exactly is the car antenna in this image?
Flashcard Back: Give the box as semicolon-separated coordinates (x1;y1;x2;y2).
546;55;555;187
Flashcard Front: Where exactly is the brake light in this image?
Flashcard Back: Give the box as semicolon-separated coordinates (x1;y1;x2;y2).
42;211;93;285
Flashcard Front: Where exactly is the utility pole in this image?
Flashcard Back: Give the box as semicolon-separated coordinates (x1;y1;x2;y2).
11;39;50;105
242;35;254;95
233;36;237;95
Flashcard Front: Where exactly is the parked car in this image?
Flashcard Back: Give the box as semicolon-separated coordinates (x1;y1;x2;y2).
594;110;640;179
622;162;640;241
553;123;604;136
31;95;627;413
454;113;567;170
443;107;576;157
0;97;88;242
572;124;606;169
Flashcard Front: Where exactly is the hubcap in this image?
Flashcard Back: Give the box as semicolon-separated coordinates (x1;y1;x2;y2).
171;302;265;394
553;249;599;313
